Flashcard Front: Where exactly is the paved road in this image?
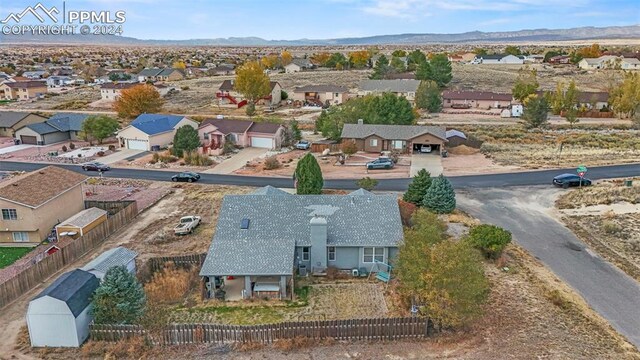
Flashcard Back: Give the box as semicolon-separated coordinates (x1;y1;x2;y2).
0;161;638;190
457;187;640;348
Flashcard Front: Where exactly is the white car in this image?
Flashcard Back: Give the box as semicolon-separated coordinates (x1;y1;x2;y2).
420;145;432;153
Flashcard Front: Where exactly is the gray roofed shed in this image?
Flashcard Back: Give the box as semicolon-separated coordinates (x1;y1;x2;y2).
82;247;138;280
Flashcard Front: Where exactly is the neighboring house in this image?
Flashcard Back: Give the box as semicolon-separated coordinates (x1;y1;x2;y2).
0;81;47;100
357;79;421;103
284;58;314;73
473;54;524;64
216;79;243;105
27;269;99;347
209;65;236;76
99;82;139;101
577;55;639;70
0;166;87;245
200;187;403;300
548;55;571;64
258;81;282;106
22;70;47;79
55;207;108;240
292;85;349;106
442;90;513;109
117;113;198;151
199;118;285;150
46;76;71;88
0;111;47;137
153;83;177;97
341;121;447;153
81;246;138;280
137;68;184;82
577;91;610;110
524;55;545;63
14;113;91;145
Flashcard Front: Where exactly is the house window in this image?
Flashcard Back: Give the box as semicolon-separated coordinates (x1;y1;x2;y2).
2;209;17;220
203;133;209;140
369;139;378;147
328;247;336;261
302;247;310;261
12;232;29;242
363;247;384;263
334;93;339;97
392;140;404;149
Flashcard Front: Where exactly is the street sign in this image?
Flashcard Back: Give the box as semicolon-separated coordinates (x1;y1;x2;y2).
577;165;587;174
578;171;585;177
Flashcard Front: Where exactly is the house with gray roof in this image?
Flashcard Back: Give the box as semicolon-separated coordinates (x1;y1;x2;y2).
0;111;46;137
284;58;314;73
200;187;403;300
357;79;421;103
27;269;99;347
14;113;91;145
82;246;138;280
293;84;349;106
137;67;184;83
341;121;447;153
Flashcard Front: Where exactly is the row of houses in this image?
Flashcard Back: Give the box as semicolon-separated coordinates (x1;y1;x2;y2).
578;55;640;70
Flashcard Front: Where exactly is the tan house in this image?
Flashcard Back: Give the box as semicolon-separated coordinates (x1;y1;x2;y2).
0;111;47;137
99;82;138;101
199;118;285;152
341;122;447;154
292;85;349;106
136;68;184;82
357;80;420;104
442;91;513;109
0;166;87;245
55;207;108;241
0;81;47;101
117;114;198;151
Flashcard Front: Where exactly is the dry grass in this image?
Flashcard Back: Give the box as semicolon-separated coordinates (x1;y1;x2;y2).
144;263;199;305
556;179;640;209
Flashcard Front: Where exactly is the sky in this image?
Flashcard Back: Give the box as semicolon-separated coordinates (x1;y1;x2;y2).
0;0;638;40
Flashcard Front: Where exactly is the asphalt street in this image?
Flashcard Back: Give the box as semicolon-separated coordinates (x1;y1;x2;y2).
0;161;638;191
457;187;640;348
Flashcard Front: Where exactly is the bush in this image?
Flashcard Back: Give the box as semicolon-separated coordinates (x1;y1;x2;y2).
97;151;105;157
356;176;378;191
602;220;622;234
181;86;190;90
222;141;236;155
397;199;417;227
294;153;323;194
342;141;358;156
263;156;281;170
144;263;196;305
108;144;116;151
245;102;256;117
465;224;512;259
69;142;76;150
61;145;68;152
183;151;213;166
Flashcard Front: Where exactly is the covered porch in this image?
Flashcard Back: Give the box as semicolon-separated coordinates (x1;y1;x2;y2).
204;275;293;301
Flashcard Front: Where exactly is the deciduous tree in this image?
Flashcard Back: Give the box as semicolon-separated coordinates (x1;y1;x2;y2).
92;266;146;324
281;50;293;66
172;61;186;69
114;84;164;119
349;50;371;69
310;52;331;66
610;72;640;119
512;66;539;102
294;153;323;194
505;45;521;56
235;61;271;103
81;115;119;145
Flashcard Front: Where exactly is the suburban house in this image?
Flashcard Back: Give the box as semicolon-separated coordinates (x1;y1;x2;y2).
523;55;545;63
55;207;108;241
578;56;640;70
442;90;513;109
259;81;283;106
0;166;87;245
341;122;447;153
199;117;285;151
473;54;524;64
22;70;47;79
81;246;138;280
0;111;47;137
209;65;236;76
284;58;314;73
216;80;282;107
548;55;571;64
292;85;349;106
27;269;100;347
200;187;403;300
357;79;421;103
0;80;47;100
137;68;185;82
99;82;139;101
117;113;198;151
577;91;609;110
14;113;91;145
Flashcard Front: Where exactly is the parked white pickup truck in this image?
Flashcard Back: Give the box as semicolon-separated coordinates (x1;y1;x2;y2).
174;215;201;235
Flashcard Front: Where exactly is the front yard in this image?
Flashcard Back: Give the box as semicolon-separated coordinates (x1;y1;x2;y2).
0;247;32;269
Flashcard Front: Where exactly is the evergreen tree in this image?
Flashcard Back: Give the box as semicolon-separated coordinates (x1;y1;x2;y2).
415;81;442;112
290;120;302;141
370;55;390;79
294;153;323;194
422;174;456;214
427;54;453;88
92;266;146;324
403;168;432;205
522;96;550;128
172;125;201;157
406;50;427;71
415;61;431;81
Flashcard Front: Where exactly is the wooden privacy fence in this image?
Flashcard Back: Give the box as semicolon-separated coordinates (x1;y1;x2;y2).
0;202;138;309
146;253;206;274
90;317;435;346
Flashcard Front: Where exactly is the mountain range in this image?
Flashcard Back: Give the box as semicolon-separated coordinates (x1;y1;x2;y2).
1;25;639;46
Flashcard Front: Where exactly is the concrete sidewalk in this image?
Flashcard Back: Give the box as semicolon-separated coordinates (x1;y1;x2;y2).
99;149;146;164
205;147;269;174
410;153;442;177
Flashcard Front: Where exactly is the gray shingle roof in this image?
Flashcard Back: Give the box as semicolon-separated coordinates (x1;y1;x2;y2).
32;269;99;317
0;111;32;128
200;191;403;276
294;85;348;93
25;122;59;135
359;79;420;93
82;247;138;275
138;68;164;77
57;207;107;229
349;188;374;196
341;124;447;141
251;186;291;196
46;113;90;132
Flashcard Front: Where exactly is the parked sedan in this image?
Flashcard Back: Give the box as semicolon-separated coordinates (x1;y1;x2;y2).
366;157;394;170
295;140;311;150
171;172;200;183
553;174;592;188
81;162;110;171
419;145;432;153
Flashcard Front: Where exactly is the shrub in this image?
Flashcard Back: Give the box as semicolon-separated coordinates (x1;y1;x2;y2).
397;199;417;227
263;156;281;170
181;86;190;90
61;145;68;152
69;142;76;150
222;141;236;155
602;220;622;234
356;176;378;191
144;263;196;305
245;102;256;117
183;151;213;166
422;174;456;214
96;151;105;157
342;141;358;156
294;153;323;194
465;224;512;259
108;144;116;151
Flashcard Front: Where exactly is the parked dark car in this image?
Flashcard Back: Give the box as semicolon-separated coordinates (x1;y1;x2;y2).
81;162;110;171
366;157;394;170
171;172;200;182
553;174;592;188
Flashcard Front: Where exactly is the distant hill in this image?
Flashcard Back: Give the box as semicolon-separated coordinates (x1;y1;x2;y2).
1;25;639;46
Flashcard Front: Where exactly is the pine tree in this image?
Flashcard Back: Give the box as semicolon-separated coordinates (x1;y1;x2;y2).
422;174;456;214
172;125;201;157
294;153;323;194
92;266;146;324
403;169;432;205
370;55;390;79
415;81;442;112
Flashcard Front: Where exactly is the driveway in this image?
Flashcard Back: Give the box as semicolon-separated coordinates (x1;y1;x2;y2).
99;149;146;164
0;144;35;155
457;186;640;348
204;147;269;174
410;153;442;177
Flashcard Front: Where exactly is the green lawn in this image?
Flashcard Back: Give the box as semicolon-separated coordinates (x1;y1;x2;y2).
0;247;32;269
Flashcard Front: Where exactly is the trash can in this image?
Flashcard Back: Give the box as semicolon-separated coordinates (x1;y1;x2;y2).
441;150;448;158
625;180;633;187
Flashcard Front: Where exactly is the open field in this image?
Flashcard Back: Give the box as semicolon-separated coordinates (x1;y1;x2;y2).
0;248;32;269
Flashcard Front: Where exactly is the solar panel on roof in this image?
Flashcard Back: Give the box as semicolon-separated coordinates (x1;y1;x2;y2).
240;218;250;229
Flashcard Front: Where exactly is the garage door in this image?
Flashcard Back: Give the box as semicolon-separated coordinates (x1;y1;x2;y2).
250;137;273;149
127;139;148;150
20;135;37;145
